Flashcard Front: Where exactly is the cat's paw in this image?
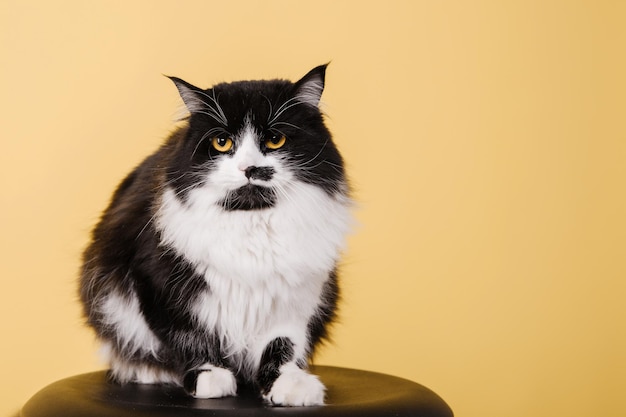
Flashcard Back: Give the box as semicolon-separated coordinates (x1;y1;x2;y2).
183;365;237;399
263;364;325;406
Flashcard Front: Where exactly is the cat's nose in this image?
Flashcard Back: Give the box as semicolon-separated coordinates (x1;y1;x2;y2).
244;166;256;179
243;166;275;181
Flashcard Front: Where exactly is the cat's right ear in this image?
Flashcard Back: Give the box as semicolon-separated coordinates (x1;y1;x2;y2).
293;64;328;108
168;76;206;114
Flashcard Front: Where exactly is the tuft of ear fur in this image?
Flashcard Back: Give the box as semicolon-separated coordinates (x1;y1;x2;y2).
168;76;206;114
294;64;328;108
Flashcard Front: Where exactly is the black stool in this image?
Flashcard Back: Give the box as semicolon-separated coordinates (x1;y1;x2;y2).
20;366;453;416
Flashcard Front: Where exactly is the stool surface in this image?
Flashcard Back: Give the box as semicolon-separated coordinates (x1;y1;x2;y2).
20;365;453;417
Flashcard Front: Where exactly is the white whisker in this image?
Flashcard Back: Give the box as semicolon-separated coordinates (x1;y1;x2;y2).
194;90;228;125
268;97;306;124
271;121;306;133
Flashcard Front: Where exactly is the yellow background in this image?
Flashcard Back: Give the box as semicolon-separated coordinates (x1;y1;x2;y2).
1;1;624;416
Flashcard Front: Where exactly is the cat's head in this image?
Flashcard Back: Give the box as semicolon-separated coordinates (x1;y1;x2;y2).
166;64;346;211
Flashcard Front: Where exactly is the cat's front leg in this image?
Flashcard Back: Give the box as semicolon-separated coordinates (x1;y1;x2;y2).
183;364;237;399
258;337;325;406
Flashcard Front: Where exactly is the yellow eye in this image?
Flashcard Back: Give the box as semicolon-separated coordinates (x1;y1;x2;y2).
211;137;233;152
265;135;286;150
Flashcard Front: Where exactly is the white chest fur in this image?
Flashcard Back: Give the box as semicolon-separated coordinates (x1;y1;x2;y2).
157;181;351;284
156;181;352;368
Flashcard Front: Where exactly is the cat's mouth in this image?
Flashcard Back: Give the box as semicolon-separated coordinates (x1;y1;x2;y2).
218;184;277;211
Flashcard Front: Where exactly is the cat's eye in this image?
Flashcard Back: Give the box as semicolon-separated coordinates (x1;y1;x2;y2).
211;137;233;152
265;135;286;150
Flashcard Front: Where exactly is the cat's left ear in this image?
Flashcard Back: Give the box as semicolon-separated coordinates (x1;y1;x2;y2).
294;64;328;108
168;76;206;114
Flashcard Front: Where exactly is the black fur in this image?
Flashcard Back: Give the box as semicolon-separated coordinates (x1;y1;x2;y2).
307;269;340;355
219;184;277;211
257;337;296;394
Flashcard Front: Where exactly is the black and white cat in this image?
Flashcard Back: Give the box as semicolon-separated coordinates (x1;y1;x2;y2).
79;65;352;406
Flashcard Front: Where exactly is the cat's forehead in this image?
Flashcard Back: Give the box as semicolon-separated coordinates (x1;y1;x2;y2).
211;79;293;102
199;80;295;128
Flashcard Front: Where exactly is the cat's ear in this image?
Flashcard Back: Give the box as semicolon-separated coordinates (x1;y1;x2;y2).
168;76;206;114
294;64;328;108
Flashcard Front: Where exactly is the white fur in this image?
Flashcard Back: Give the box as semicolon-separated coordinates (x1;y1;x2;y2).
157;165;351;285
102;342;180;385
234;124;266;171
192;280;320;378
263;363;326;406
100;290;162;358
193;364;238;399
98;292;176;384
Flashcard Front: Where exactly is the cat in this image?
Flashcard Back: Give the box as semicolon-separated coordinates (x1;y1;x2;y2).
79;64;352;406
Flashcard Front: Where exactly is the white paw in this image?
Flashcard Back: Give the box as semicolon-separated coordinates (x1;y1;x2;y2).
191;366;237;399
263;364;326;406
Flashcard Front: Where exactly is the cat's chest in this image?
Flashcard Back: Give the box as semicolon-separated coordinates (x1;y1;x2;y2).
155;183;351;286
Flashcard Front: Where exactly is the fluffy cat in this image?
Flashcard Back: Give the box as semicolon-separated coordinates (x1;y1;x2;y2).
79;64;352;406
